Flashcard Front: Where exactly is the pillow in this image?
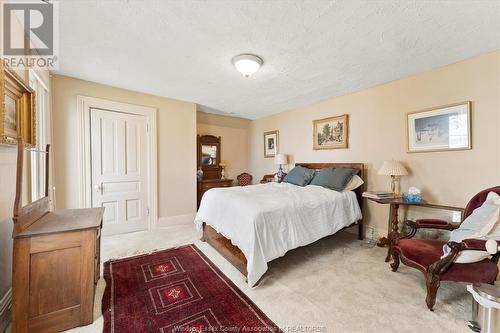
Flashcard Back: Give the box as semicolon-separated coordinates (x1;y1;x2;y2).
485;191;500;205
484;192;500;238
309;167;358;191
453;250;491;264
344;175;364;191
283;166;315;186
442;193;500;262
456;203;500;239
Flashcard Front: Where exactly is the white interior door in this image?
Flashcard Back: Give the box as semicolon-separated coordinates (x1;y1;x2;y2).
91;108;149;235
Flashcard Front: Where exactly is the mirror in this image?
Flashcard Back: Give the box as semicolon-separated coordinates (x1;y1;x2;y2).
20;146;48;205
201;145;217;166
13;140;51;233
197;135;221;180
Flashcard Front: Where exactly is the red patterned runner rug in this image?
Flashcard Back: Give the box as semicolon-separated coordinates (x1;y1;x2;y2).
102;244;280;333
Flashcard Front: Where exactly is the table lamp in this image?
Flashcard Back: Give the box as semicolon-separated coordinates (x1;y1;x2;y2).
274;154;288;181
378;160;408;196
219;160;227;179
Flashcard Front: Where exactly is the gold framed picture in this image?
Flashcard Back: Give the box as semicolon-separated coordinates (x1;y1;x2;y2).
0;62;36;146
313;114;348;150
263;130;279;158
406;101;471;153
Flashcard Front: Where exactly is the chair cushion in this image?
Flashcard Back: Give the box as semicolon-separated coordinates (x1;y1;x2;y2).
396;239;445;269
395;239;499;283
442;260;498;282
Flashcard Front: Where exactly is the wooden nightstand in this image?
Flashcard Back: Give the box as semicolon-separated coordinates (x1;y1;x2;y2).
197;179;233;208
259;173;287;184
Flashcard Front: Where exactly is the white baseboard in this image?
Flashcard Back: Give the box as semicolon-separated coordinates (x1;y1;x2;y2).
342;223;385;242
0;289;12;333
156;213;196;228
364;225;386;242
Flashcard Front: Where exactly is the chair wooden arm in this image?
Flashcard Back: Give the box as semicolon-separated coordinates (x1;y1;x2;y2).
428;241;466;275
396;219;459;241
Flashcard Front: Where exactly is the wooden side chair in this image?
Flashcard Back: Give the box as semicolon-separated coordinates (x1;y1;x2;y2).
237;173;253;186
389;186;500;310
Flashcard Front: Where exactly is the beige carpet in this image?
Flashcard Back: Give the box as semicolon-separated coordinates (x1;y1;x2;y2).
12;224;473;333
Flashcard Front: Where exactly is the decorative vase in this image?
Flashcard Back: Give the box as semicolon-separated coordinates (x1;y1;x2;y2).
197;168;203;181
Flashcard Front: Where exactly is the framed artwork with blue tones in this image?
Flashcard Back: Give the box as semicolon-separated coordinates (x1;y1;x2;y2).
406;101;471;153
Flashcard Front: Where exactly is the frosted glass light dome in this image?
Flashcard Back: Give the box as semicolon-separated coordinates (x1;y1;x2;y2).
232;54;263;77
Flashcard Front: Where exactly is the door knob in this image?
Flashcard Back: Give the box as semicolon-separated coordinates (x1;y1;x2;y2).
94;183;103;194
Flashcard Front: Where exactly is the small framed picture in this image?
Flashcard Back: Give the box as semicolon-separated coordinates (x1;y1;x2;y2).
407;101;471;153
313;114;348;150
263;130;278;158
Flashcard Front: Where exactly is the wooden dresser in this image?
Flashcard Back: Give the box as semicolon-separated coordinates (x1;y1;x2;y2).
12;209;103;333
196;134;233;208
11;141;104;332
197;179;233;208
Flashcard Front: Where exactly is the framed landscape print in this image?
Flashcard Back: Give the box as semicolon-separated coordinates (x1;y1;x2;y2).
0;62;36;146
263;130;278;158
407;101;471;153
313;114;348;150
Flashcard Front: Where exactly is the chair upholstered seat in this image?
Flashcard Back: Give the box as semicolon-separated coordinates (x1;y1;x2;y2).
395;239;444;269
395;239;499;283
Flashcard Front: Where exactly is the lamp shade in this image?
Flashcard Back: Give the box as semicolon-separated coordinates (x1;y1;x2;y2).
274;153;287;165
378;160;408;176
219;160;227;167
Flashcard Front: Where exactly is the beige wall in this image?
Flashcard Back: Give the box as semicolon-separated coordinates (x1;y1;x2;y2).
51;75;197;221
249;51;500;237
197;112;251;181
0;148;17;310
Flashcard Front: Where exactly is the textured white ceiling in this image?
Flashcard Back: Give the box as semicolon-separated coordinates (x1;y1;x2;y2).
56;0;500;119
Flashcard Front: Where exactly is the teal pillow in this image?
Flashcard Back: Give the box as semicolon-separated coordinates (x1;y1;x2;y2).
283;166;315;186
309;167;358;191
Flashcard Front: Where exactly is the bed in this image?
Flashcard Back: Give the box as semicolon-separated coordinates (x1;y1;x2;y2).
194;163;365;286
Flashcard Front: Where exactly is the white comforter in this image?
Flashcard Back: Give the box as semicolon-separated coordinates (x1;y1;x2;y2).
194;182;362;286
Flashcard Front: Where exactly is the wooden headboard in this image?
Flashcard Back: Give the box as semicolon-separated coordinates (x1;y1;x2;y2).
295;162;365;239
295;162;365;183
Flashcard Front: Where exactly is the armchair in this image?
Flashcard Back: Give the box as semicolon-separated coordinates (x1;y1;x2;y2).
389;186;500;311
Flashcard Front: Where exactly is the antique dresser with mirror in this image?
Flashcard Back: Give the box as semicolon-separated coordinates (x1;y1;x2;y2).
197;135;232;208
11;140;104;333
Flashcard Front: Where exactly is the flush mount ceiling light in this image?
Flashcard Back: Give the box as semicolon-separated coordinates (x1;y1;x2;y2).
232;54;263;77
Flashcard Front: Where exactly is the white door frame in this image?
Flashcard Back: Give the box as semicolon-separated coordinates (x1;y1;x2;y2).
76;95;158;230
